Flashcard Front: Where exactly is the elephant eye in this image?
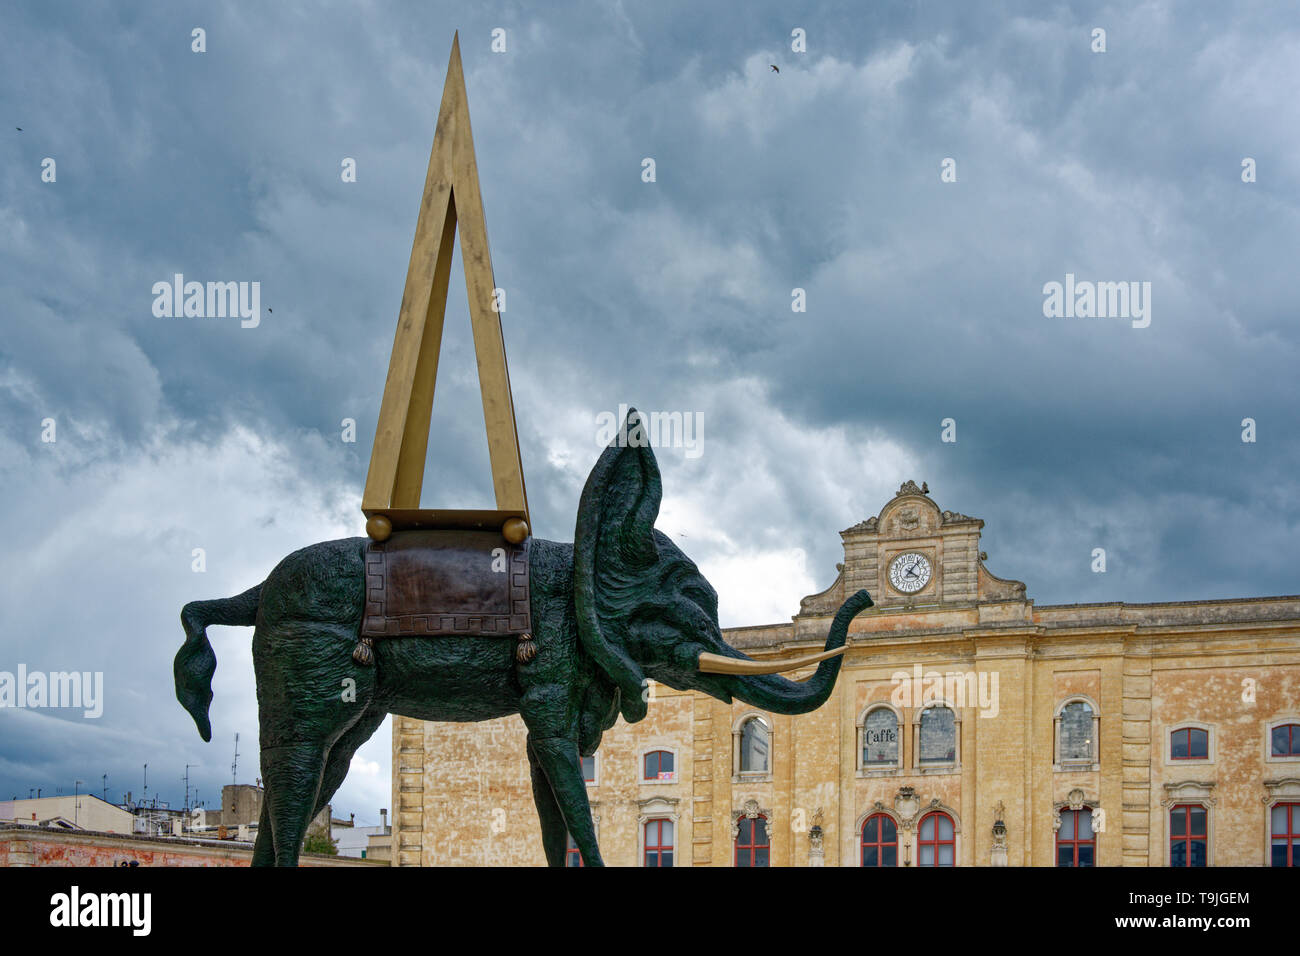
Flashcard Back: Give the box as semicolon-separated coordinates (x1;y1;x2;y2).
683;584;717;616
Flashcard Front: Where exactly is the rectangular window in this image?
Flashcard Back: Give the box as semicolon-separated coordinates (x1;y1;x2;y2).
644;819;673;867
1170;805;1207;867
1272;803;1298;867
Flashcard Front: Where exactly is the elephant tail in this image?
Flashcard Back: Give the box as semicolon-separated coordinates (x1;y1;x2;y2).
174;584;262;742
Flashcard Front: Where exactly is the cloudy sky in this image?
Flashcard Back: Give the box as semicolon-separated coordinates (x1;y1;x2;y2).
1;0;1297;824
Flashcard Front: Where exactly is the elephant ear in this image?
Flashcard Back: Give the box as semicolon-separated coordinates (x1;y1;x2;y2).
574;407;661;724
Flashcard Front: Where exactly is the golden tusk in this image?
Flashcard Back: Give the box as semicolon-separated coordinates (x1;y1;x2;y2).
697;646;847;676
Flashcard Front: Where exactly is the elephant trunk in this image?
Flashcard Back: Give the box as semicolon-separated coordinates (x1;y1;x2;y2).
716;589;873;715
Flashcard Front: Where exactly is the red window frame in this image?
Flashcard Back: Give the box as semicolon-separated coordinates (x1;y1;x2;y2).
565;832;583;868
1272;802;1299;867
578;754;596;783
1169;804;1208;867
1056;808;1095;867
643;818;673;867
1272;723;1300;757
916;811;955;867
643;749;675;781
1170;727;1209;760
734;814;770;867
860;812;898;867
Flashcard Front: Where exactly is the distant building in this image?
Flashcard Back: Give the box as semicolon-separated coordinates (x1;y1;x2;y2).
0;794;133;834
0;823;382;867
332;809;390;859
392;481;1300;866
215;783;331;833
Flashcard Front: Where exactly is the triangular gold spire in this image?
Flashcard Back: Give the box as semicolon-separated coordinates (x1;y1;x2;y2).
363;32;530;543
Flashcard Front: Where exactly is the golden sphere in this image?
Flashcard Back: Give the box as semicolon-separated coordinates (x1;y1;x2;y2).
502;516;529;544
366;515;393;541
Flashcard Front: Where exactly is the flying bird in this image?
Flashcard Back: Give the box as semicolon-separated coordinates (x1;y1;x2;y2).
15;127;21;131
770;64;779;73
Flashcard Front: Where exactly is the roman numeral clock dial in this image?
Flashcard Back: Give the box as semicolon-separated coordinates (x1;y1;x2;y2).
889;552;932;594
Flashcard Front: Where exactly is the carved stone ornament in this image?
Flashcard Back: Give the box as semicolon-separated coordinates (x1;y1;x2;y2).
842;516;879;534
894;786;922;829
808;806;826;866
991;800;1007;844
941;510;975;524
990;800;1008;867
897;480;930;497
730;798;772;840
1051;788;1098;831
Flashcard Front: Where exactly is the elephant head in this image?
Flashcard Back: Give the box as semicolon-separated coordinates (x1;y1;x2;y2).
573;409;873;725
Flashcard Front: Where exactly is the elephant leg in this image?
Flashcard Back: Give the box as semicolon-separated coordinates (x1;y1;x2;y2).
528;735;603;867
312;706;387;819
260;739;329;866
252;619;364;866
251;799;274;867
526;737;570;866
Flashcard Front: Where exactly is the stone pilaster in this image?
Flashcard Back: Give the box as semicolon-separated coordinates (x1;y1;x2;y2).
394;716;425;866
1120;648;1154;865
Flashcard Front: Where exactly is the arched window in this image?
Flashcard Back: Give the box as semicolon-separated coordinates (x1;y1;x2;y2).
918;706;956;764
1170;805;1208;867
1054;697;1100;768
861;813;898;867
862;708;900;767
565;832;583;868
739;717;770;773
917;811;955;866
1059;701;1094;761
1056;808;1095;866
643;750;674;781
1272;803;1299;867
1171;727;1209;760
735;814;770;867
643;818;673;867
1272;723;1300;757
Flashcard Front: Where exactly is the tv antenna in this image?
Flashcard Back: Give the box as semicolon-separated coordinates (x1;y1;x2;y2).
231;733;240;786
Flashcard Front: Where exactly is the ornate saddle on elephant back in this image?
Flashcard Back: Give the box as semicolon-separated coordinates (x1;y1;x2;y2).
352;530;534;665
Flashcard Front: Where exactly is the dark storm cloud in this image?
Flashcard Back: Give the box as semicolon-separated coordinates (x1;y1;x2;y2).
1;0;1297;814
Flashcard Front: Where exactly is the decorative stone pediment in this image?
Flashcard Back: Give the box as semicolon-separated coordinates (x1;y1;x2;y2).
1262;777;1300;803
1161;780;1216;808
821;482;1029;612
636;795;679;829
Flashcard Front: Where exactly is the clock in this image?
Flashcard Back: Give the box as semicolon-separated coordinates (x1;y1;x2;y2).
889;552;932;594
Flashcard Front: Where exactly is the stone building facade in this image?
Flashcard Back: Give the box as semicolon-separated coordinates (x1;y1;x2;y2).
390;482;1300;866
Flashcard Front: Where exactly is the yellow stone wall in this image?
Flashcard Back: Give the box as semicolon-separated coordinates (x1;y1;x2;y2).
392;484;1300;866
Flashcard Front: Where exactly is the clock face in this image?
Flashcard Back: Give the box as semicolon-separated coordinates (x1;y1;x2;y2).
889;552;932;594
